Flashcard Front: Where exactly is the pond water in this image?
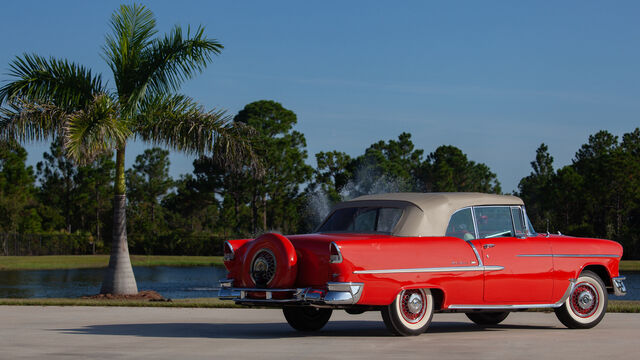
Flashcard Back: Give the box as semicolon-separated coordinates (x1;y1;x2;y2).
0;266;228;299
0;266;638;301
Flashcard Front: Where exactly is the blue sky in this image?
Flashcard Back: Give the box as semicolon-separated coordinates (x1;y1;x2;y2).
1;0;638;192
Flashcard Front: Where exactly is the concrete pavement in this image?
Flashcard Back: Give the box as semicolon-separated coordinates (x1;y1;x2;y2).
0;306;637;359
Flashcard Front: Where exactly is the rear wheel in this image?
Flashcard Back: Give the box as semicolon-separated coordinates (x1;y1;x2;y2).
555;270;607;329
466;312;509;326
381;288;434;336
283;306;332;331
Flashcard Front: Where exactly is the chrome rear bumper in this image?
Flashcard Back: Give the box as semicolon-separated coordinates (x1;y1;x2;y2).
613;276;627;296
218;280;364;306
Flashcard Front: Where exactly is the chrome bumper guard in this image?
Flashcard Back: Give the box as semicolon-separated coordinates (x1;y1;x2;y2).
218;279;364;306
613;276;627;296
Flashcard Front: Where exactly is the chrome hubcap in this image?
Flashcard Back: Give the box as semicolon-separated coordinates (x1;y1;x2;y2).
407;293;423;314
578;291;594;309
250;249;276;287
570;282;599;318
400;289;427;324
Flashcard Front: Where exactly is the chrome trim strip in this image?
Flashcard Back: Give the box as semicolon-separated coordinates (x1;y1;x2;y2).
448;279;576;310
448;303;558;310
516;254;620;258
522;206;535;236
555;278;577;306
467;241;483;266
448;303;555;310
469;206;480;240
353;265;503;275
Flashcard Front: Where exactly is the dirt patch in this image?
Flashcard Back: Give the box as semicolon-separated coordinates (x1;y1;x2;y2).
82;290;170;301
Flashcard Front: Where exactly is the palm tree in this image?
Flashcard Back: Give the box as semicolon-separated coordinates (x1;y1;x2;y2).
0;4;251;294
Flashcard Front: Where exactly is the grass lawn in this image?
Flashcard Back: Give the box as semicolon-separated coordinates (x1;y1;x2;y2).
0;255;224;271
0;297;239;308
620;260;640;272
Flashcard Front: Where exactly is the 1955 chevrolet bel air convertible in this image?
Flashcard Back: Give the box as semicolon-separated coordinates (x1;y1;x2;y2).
219;192;627;336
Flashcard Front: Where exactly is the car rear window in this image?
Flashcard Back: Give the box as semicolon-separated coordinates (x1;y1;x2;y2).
317;207;404;234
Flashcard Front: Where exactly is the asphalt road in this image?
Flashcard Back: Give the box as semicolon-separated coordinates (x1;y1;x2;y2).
0;306;637;359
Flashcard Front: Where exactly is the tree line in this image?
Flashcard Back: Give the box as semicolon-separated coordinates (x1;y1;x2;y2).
2;99;638;258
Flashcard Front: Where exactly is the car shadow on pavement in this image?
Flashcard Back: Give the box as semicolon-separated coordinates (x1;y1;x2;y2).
57;320;557;339
426;321;557;333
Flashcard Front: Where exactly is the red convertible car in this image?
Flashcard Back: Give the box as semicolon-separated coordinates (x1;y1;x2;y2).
219;192;626;336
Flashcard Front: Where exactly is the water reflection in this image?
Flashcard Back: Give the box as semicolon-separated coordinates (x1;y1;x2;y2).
611;271;639;301
0;266;228;299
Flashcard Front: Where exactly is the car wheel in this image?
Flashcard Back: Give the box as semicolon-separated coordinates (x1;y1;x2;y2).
381;288;434;336
554;270;608;329
465;312;509;326
283;306;333;331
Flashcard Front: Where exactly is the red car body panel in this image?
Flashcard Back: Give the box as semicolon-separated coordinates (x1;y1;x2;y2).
330;235;482;306
473;236;554;303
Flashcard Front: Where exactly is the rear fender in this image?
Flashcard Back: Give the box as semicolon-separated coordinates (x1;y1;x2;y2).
223;239;251;278
327;236;482;306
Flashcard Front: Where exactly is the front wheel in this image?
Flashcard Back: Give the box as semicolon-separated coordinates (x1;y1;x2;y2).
381;288;434;336
554;270;608;329
283;306;332;331
466;312;509;326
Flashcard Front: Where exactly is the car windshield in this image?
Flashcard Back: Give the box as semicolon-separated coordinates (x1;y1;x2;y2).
525;211;537;235
317;207;404;234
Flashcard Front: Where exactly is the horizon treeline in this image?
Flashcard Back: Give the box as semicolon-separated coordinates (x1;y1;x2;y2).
1;100;638;258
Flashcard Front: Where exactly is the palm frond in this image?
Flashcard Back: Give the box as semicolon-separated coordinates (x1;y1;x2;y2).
64;94;130;165
0;98;67;143
142;25;223;98
103;3;157;103
0;54;103;111
134;94;261;173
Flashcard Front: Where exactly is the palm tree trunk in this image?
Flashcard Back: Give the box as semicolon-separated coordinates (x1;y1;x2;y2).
100;145;138;294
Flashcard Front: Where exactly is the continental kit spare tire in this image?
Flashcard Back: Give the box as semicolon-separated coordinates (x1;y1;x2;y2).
241;233;298;289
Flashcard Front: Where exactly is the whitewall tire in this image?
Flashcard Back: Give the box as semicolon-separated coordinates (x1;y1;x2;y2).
555;270;608;329
381;288;434;336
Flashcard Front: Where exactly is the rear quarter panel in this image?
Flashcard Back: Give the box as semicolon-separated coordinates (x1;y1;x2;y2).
332;236;483;307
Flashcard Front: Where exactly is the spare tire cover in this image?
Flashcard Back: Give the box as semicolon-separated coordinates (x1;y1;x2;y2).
241;233;298;288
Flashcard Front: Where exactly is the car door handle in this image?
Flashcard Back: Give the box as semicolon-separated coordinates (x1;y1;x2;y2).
483;244;495;249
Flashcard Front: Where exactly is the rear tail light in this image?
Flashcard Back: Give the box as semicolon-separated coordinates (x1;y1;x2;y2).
329;242;343;263
223;241;235;261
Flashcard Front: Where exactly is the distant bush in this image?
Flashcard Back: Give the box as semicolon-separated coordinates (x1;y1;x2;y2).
1;232;100;256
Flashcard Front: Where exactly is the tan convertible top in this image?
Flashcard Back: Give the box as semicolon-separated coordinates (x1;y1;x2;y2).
336;192;524;237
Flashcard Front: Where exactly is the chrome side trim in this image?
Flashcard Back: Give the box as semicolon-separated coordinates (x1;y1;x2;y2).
353;265;503;275
449;303;553;310
447;279;576;310
555;278;577;306
613;276;627;296
467;241;483;266
517;254;620;258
